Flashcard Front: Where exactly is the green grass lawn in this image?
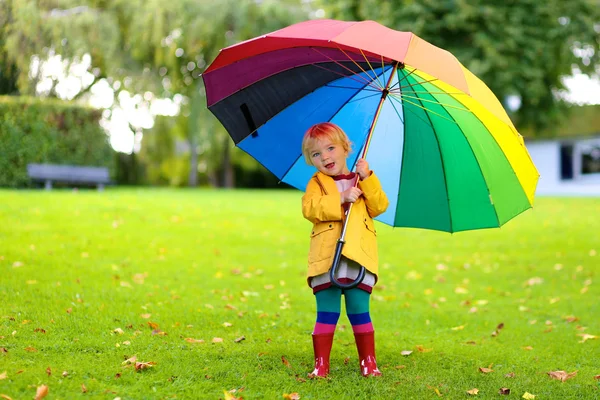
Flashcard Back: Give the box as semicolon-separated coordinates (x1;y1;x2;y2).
0;188;598;399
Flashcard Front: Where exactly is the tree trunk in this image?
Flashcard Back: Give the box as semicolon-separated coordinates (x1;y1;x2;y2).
188;135;198;187
221;138;234;188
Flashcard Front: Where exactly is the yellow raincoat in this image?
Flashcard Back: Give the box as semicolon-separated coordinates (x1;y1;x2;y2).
302;171;389;280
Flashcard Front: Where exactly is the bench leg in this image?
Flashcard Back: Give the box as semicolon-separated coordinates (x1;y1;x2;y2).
44;180;52;190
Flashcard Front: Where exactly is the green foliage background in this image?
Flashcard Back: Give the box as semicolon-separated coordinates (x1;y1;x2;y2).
0;96;113;187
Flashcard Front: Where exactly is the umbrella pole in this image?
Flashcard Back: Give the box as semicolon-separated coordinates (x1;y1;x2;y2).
330;62;401;289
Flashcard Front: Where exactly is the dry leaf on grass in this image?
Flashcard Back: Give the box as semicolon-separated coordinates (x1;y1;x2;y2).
522;392;536;399
479;367;493;374
415;345;432;352
234;336;246;343
401;350;412;356
547;370;577;382
0;394;13;400
281;356;291;368
0;372;6;380
134;361;156;371
505;372;515;378
499;388;510;395
212;337;224;343
466;388;479;395
34;385;48;400
283;393;301;400
122;355;137;366
594;375;600;380
81;384;87;393
45;367;51;376
184;338;205;344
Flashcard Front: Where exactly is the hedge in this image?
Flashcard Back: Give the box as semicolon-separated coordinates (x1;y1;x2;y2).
0;96;113;187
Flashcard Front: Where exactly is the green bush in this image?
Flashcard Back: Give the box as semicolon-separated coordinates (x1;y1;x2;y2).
0;96;113;187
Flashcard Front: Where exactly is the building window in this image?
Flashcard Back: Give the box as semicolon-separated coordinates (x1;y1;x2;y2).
560;144;574;180
581;145;600;175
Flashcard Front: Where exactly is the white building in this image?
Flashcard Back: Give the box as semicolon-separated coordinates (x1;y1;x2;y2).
526;134;600;196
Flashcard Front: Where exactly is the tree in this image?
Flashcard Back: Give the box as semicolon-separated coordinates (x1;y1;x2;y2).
1;0;310;186
316;0;600;132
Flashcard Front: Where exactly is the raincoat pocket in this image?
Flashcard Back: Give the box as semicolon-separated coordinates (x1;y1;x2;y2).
360;217;377;259
308;222;336;263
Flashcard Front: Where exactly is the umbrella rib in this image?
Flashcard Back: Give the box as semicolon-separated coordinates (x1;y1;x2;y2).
386;93;405;125
359;48;385;89
387;67;419;93
310;47;383;90
397;77;441;91
399;94;472;113
389;94;461;126
329;45;385;90
310;61;383;92
390;90;467;96
346;92;383;104
388;95;433;128
325;84;381;93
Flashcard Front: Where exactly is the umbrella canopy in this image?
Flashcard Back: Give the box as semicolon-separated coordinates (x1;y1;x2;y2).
203;19;539;233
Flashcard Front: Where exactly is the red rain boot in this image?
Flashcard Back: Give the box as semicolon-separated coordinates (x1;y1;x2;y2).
310;333;334;377
354;331;382;377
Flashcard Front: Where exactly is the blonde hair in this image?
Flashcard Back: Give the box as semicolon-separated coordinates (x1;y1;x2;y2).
301;122;352;165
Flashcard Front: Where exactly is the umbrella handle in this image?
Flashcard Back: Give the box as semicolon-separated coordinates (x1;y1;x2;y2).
329;239;366;289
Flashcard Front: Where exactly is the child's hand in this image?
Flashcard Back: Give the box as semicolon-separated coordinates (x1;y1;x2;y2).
356;159;371;180
341;187;363;204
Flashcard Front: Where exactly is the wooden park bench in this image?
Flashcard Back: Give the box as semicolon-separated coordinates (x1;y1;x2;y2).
27;163;111;191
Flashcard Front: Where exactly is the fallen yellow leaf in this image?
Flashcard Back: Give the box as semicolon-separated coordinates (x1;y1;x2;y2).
467;388;479;395
212;337;224;343
479;367;493;374
140;313;151;319
0;372;6;380
223;390;242;400
577;333;597;343
522;392;536;399
34;384;48;400
184;338;205;344
283;393;300;400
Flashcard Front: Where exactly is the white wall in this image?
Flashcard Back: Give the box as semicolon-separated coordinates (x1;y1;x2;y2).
525;138;600;196
526;140;561;192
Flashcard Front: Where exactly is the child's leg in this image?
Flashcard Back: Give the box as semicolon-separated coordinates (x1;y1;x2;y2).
344;288;381;377
343;288;373;334
310;287;341;377
313;287;342;334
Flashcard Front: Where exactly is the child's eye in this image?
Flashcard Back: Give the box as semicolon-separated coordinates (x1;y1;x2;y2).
312;152;319;158
328;146;334;151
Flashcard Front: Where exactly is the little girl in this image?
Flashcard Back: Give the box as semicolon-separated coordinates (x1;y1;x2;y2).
301;122;389;377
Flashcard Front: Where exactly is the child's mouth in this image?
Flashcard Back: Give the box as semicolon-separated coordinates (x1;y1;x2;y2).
325;162;335;169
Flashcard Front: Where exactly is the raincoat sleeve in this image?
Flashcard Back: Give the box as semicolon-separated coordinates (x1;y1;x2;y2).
358;172;389;218
302;178;343;223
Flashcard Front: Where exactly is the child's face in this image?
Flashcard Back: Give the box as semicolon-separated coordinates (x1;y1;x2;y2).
309;138;350;176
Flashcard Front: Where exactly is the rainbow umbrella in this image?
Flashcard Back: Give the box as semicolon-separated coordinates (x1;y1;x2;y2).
203;19;539;233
